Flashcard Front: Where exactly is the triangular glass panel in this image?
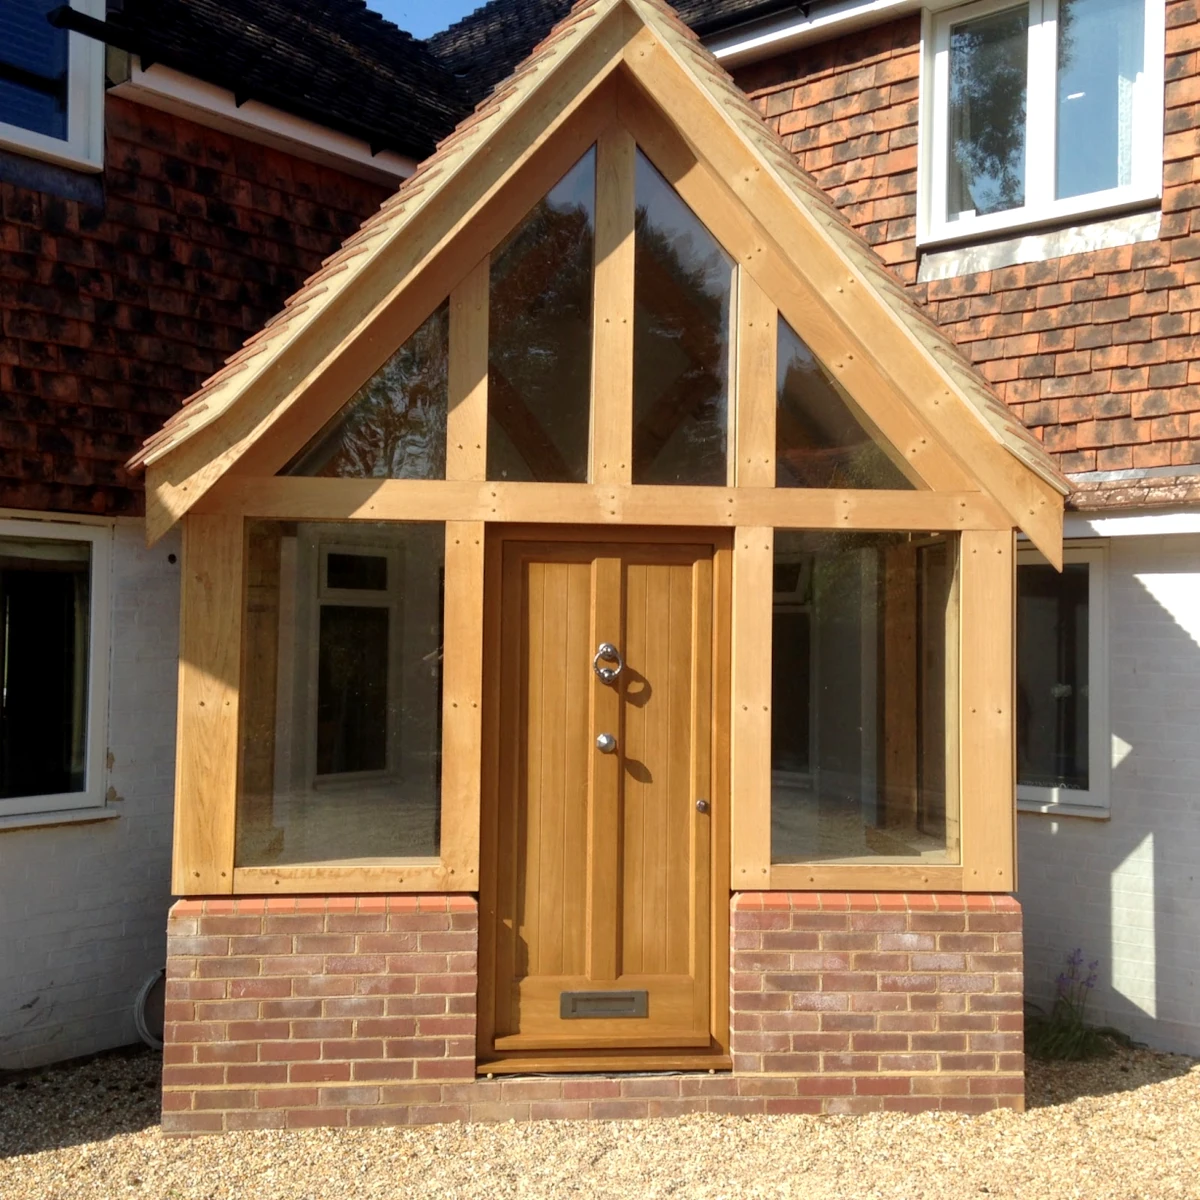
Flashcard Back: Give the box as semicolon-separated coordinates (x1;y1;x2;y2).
284;302;449;478
488;148;596;483
776;317;913;490
633;150;734;486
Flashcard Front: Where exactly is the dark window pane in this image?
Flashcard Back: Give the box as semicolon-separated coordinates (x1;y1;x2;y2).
237;522;444;866
776;317;913;489
0;0;69;141
327;552;387;591
947;6;1028;221
1017;563;1089;790
633;150;734;485
771;532;959;864
285;302;449;479
1056;0;1144;199
0;538;90;799
488;148;595;482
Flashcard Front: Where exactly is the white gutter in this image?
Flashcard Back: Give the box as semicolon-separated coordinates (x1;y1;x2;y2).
707;0;946;67
109;58;416;185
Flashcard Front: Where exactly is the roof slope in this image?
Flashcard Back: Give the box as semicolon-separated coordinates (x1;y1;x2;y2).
133;0;1065;551
430;0;788;103
105;0;466;159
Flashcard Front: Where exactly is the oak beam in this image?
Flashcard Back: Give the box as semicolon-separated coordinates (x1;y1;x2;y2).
735;272;776;487
447;258;490;481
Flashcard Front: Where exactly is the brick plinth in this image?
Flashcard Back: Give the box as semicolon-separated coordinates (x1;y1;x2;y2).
732;893;1024;1113
163;892;1022;1133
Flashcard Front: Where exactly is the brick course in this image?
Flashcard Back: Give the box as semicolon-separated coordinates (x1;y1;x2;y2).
0;96;389;517
164;892;1022;1132
734;0;1200;476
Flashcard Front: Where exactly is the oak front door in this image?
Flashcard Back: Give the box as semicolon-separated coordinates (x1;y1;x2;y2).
479;529;730;1071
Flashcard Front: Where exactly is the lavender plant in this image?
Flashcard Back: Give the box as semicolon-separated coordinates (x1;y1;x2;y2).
1026;948;1115;1061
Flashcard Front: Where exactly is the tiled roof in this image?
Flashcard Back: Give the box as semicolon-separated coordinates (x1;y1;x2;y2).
429;0;790;103
104;0;467;160
133;0;1065;525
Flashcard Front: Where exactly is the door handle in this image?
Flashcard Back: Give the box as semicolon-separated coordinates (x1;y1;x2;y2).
593;642;624;685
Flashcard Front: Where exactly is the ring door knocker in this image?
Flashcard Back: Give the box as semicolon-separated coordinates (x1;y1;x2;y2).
593;641;624;685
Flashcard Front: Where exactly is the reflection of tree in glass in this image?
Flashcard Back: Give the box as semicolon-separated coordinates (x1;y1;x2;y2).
948;8;1028;218
633;196;730;484
288;303;449;479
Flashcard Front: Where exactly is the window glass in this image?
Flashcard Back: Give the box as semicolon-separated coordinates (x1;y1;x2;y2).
285;302;449;479
633;150;734;485
0;537;90;799
771;532;959;864
946;5;1029;222
1017;562;1089;790
1056;0;1145;200
237;522;444;866
776;317;913;489
488;148;595;483
0;1;69;141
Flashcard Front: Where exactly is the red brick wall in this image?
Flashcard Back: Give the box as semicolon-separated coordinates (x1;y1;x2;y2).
735;1;1200;476
0;96;390;517
731;893;1023;1113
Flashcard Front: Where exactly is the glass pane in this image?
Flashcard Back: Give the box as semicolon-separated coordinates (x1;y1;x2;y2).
237;522;444;866
634;150;734;485
285;302;449;479
776;317;913;489
771;532;960;864
947;6;1029;222
1017;563;1089;790
488;148;595;482
0;537;90;799
0;1;69;141
1056;0;1145;199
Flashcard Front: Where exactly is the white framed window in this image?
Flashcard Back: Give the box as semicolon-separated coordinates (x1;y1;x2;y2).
0;520;111;819
920;0;1165;246
0;0;105;171
1016;542;1109;816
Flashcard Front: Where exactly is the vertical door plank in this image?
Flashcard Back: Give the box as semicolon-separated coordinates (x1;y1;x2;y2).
688;554;714;1032
440;521;485;889
731;527;774;886
960;530;1015;892
736;272;777;487
173;514;244;895
448;257;490;481
591;126;636;485
587;553;623;980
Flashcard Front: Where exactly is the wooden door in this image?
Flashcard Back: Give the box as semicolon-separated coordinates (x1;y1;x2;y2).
479;529;730;1070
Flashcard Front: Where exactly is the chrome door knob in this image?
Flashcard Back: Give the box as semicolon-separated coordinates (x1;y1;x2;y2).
596;733;617;754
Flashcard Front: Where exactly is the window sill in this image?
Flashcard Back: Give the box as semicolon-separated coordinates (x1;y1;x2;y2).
0;806;119;834
0;128;103;175
1017;799;1109;821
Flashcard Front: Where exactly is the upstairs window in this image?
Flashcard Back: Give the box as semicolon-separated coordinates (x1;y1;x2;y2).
0;0;104;170
923;0;1163;244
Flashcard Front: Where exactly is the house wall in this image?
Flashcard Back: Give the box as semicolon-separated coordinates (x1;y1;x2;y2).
732;0;1200;476
0;97;391;1068
1019;532;1200;1055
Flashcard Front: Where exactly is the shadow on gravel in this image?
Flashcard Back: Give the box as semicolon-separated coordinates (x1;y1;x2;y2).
0;1045;162;1159
1025;1044;1196;1110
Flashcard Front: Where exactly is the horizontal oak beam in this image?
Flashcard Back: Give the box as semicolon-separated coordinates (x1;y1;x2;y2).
197;478;1012;531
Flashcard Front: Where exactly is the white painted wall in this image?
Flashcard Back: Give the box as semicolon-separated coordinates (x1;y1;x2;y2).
0;519;180;1069
1019;532;1200;1055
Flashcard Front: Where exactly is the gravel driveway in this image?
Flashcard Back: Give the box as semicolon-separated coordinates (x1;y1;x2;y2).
1;1045;1197;1199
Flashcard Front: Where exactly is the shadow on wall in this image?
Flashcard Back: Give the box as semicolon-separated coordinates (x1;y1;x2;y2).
1018;536;1200;1056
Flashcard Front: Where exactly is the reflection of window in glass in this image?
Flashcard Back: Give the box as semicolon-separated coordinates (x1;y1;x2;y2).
1017;562;1089;790
776;317;913;489
488;148;596;483
633;150;734;486
1056;0;1145;200
947;5;1029;222
770;532;960;865
237;522;445;867
285;302;449;479
0;537;90;800
0;0;69;141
